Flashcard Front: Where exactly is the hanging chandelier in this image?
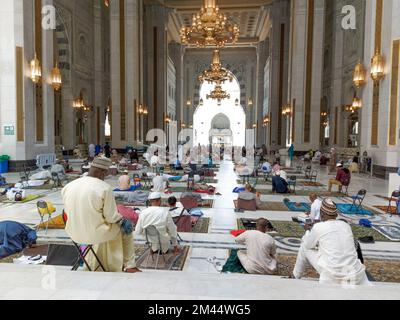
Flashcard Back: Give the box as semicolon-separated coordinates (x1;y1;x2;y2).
198;50;233;85
206;84;230;102
30;53;42;83
180;0;240;48
73;92;84;109
51;61;62;91
353;62;366;88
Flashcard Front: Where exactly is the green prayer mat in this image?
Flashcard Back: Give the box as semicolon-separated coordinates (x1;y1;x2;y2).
237;219;392;242
222;249;248;274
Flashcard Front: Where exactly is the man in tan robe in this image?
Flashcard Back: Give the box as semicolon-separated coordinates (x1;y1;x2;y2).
235;218;277;275
62;157;141;273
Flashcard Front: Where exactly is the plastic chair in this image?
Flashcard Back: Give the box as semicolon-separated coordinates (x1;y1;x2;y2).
388;190;400;217
144;225;167;269
62;212;107;272
350;189;367;211
288;176;297;194
36;201;56;234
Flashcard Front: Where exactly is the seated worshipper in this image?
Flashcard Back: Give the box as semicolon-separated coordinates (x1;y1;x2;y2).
234;218;277;275
349;152;360;173
328;163;351;192
151;173;168;192
272;172;289;194
119;155;129;166
150;152;160;167
293;193;322;224
81;160;91;174
271;162;281;175
237;184;262;210
167;196;185;218
6;188;26;202
277;169;287;182
50;160;67;181
261;161;272;174
135;192;180;254
62;157;140;273
292;199;369;285
88;143;96;159
111;149;119;163
312;150;322;163
114;175;140;192
0;221;37;259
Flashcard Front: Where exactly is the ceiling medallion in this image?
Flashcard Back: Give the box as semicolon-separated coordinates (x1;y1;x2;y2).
199;50;233;85
180;0;240;48
206;84;230;103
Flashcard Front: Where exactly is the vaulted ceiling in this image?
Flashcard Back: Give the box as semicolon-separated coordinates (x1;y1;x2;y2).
165;0;273;46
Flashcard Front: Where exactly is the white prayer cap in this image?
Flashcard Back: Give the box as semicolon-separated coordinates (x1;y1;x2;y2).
336;163;343;167
148;192;162;200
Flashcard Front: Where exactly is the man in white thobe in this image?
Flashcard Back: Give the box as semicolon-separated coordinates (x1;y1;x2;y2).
293;198;369;285
235;218;277;275
151;174;168;192
135;192;180;254
62;157;141;273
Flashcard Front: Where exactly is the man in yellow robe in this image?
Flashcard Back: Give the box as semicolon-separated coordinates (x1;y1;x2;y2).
62;157;140;273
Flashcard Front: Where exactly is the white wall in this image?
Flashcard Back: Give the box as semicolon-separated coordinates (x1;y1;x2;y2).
193;80;245;147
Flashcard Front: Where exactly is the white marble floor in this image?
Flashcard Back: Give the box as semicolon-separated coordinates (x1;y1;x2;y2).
1;159;400;299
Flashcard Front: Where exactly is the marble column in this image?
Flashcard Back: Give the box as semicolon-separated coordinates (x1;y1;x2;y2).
168;42;185;127
256;39;269;146
143;4;170;133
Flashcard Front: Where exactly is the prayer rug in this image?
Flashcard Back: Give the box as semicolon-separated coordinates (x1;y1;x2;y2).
283;199;311;212
135;245;190;271
0;193;46;204
374;206;398;215
191;217;210;234
236;219;392;241
300;181;325;187
372;225;400;241
233;200;289;211
336;203;374;216
257;189;345;197
374;195;391;201
36;214;65;230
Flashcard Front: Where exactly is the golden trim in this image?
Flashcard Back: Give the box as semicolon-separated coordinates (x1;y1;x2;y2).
35;0;44;142
371;0;383;146
16;47;24;142
120;0;126;141
389;40;400;146
278;23;285;144
334;107;338;145
291;99;296;142
304;0;314;143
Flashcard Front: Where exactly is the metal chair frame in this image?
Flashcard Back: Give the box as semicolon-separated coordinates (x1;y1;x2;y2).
349;189;367;211
144;225;167;269
36;201;54;234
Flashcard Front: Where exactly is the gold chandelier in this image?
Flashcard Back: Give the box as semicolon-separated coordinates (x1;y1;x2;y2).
180;0;240;48
30;53;42;83
199;50;233;84
206;84;230;102
282;103;292;117
51;62;62;91
353;62;366;88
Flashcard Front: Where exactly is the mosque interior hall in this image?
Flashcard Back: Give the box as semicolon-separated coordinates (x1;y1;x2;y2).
0;0;400;301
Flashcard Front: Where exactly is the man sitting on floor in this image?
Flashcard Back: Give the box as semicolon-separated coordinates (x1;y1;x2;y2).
235;218;277;275
328;163;351;193
307;193;322;222
167;196;186;218
238;184;262;210
151;173;168;192
62;157;140;273
272;172;289;194
292;198;369;285
135;192;181;254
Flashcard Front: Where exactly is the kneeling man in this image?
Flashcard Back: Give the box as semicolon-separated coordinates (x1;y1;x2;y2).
292;198;369;285
235;218;277;275
62;157;140;273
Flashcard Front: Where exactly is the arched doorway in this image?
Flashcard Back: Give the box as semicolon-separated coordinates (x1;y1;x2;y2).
209;113;233;147
193;74;245;147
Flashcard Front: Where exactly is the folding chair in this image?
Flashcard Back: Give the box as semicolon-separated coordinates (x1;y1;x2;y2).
36;201;56;234
51;172;63;189
19;164;32;183
349;189;367;211
387;190;400;217
304;166;312;179
144;225;167;269
62;212;107;272
288;176;297;194
309;170;318;182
